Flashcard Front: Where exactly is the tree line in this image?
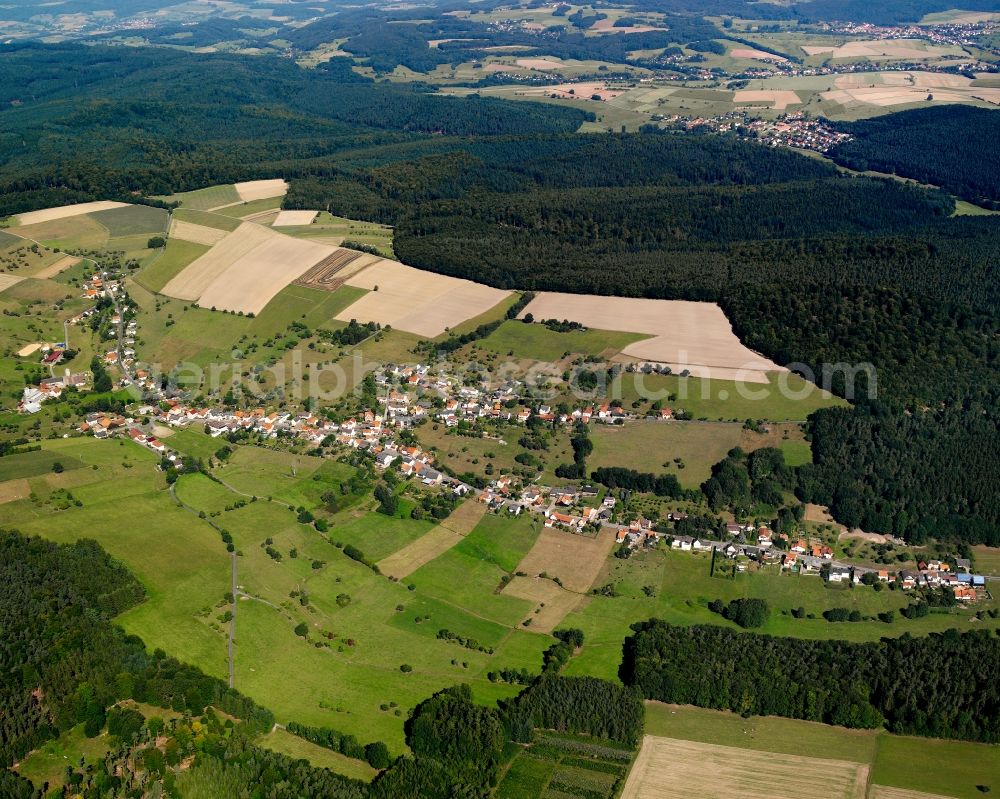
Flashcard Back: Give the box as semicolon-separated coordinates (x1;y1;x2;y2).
621;620;1000;742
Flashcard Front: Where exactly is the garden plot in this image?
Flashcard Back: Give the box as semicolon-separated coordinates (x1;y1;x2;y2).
336;259;512;337
14;201;129;226
519;292;785;382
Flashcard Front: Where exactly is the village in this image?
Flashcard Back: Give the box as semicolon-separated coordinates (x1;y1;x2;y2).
18;262;989;608
74;357;988;606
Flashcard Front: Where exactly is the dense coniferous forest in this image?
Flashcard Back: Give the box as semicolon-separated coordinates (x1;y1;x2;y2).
829;107;1000;207
0;43;587;215
621;620;1000;742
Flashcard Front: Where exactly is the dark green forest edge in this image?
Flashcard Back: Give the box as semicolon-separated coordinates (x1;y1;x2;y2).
0;529;643;798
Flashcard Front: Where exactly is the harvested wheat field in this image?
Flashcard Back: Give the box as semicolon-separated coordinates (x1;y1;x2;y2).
273;210;318;226
0;274;24;293
14;200;129;226
336;259;512;337
829;40;938;59
169;219;228;246
731;47;787;62
502;575;585;632
621;736;868;799
510;526;616;592
0;478;31;504
32;255;81;280
233;179;288;202
516;57;564;70
519;293;785;382
162;222;336;314
734;89;800;109
522;82;624;100
378;501;487;580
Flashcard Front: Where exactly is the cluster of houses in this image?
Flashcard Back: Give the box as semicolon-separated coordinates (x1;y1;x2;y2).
617;521;986;602
374;363;657;429
17;268;132;414
659;110;853;154
80;273;120;302
477;478;615;529
19;370;89;413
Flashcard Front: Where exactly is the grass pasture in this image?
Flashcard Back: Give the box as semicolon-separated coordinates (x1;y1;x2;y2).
89;205;169;237
405;512;535;627
500;525;616;630
561;547;999;685
972;544;1000;576
377;499;488;578
154;184;240;210
0;448;86;480
610;371;846;422
15;724;113;790
137;238;209;292
478;319;648;361
590;421;744;488
331;505;438;564
256;727;377;782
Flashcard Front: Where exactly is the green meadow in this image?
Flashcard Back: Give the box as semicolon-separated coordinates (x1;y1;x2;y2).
561;547;1000;684
154;184;241;211
478;320;648;361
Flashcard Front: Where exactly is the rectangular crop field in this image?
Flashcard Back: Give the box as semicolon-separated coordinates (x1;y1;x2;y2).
234;179;288;202
273;210;318;226
640;703;1000;799
169;219;229;246
590;421;744;488
14;201;129;226
90;205;169;237
171;208;242;232
621;735;868;799
155;184;240;210
337;259;512;337
138;239;209;293
161;222;335;314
